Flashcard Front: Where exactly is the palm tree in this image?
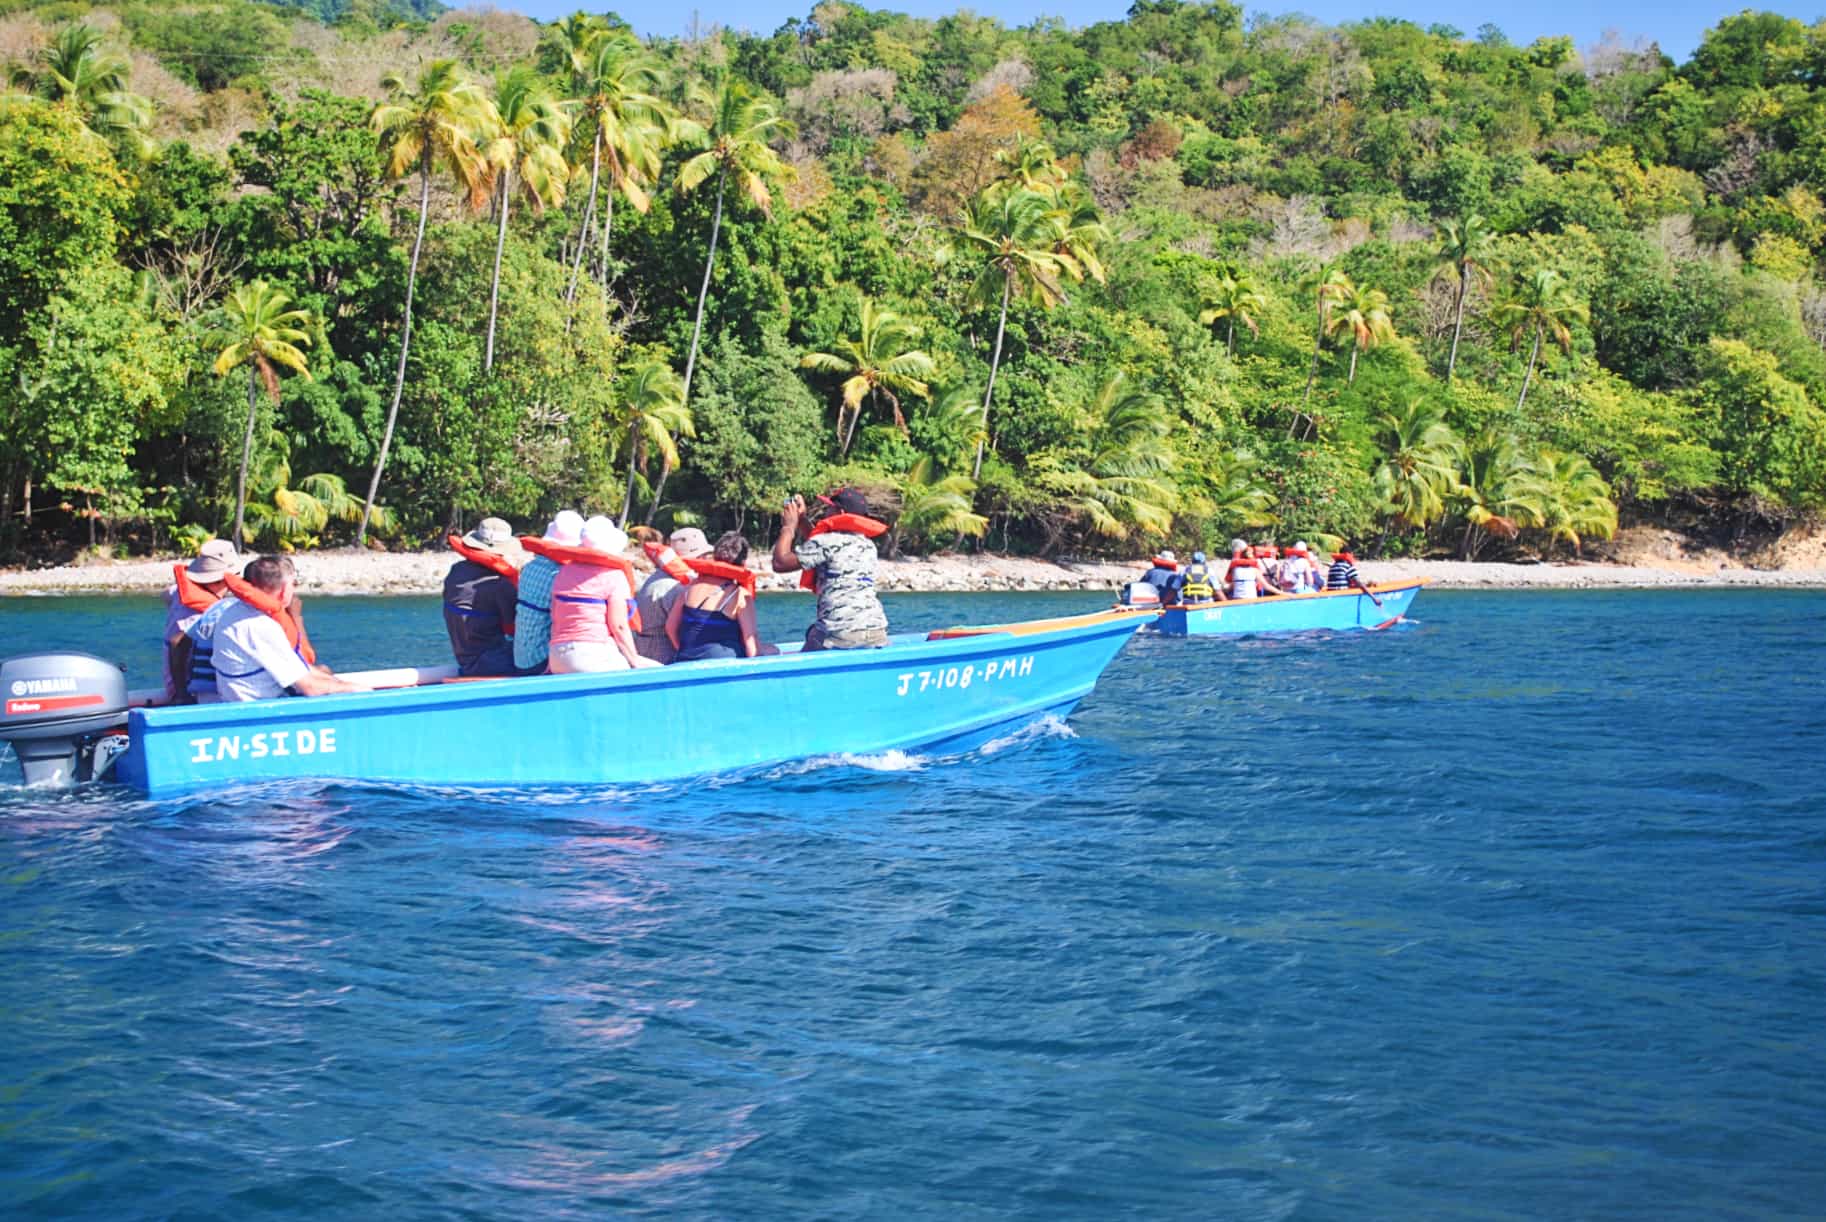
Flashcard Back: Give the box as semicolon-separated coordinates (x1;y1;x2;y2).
947;184;1070;477
212;282;313;547
246;462;396;550
357;59;494;545
659;77;794;521
560;30;668;312
1198;265;1269;356
1487;267;1588;412
1454;429;1545;560
1197;448;1279;541
1534;450;1617;556
1299;264;1352;409
1372;398;1463;536
1326;281;1396;384
1042;183;1111;287
1055;372;1177;541
896;456;988;553
613;361;691;528
1433;213;1495;382
800;298;936;454
21;23;151;150
482;67;570;372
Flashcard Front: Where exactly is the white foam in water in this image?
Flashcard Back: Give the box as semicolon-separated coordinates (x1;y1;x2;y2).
980;715;1076;755
780;749;931;776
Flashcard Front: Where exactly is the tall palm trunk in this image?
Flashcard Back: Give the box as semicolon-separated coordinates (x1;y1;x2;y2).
619;426;639;528
1226;318;1236;357
565;128;602;318
485;173;510;373
1348;346;1359;383
358;162;431;545
1517;323;1542;411
975;272;1012;479
234;365;258;545
651;163;727;525
1446;266;1468;382
596;184;614;288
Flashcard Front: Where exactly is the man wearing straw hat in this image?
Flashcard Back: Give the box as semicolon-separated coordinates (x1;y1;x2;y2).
161;538;243;702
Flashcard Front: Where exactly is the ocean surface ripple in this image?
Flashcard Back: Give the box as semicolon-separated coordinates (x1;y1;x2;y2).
3;589;1824;1218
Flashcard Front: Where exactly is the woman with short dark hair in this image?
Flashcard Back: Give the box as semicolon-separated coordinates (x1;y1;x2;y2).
666;532;763;661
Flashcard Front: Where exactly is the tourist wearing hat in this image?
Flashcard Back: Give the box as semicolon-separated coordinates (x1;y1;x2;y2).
513;510;584;673
161;538;244;702
1177;550;1223;603
1140;548;1182;604
444;516;526;677
631;526;712;664
549;516;659;673
1277;541;1322;594
772;487;891;651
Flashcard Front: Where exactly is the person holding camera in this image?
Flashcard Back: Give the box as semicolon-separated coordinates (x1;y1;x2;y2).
771;487;890;651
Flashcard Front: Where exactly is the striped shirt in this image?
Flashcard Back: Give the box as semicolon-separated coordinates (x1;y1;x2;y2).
1326;559;1363;591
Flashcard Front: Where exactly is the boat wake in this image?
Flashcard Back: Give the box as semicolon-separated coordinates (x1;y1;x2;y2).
979;714;1077;755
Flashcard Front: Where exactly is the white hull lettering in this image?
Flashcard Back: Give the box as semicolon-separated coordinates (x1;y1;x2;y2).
185;726;340;765
896;654;1035;698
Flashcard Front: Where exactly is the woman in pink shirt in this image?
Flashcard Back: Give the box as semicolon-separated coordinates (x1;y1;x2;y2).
548;518;657;673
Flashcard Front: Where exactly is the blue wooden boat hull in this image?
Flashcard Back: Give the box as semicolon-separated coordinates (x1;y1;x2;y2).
1151;580;1426;636
114;611;1143;796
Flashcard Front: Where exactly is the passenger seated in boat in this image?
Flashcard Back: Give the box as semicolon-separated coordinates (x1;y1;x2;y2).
666;532;764;662
443;517;526;678
633;526;712;665
1139;549;1181;604
1277;542;1322;594
548;517;660;673
1177;551;1223;603
1226;542;1284;600
513;510;582;674
772;486;891;651
211;556;363;702
163;538;242;703
1325;550;1384;607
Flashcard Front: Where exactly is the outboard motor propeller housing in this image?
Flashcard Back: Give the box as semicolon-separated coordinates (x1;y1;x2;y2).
0;653;131;786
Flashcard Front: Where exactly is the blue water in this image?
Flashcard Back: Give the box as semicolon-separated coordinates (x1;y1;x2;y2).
3;589;1824;1218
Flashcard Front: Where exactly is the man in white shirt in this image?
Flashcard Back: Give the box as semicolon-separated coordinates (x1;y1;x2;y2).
213;557;364;703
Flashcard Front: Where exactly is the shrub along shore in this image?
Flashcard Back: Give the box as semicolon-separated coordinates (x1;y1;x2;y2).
4;546;1823;597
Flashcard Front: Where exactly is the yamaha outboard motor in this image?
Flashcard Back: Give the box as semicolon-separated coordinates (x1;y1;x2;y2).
0;653;131;786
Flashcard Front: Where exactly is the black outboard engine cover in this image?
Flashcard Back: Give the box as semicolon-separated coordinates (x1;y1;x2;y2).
0;652;131;786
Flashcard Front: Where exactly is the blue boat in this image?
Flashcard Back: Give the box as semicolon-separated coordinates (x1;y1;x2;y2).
68;610;1144;796
1148;580;1428;636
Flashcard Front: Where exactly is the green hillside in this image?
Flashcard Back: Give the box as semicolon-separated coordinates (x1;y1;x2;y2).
1;1;1822;560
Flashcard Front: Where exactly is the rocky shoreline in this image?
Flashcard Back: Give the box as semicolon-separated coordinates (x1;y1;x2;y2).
3;548;1823;596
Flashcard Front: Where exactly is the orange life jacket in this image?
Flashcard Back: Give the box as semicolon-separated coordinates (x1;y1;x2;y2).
220;572;316;663
521;537;643;632
684;556;756;595
799;513;889;592
448;535;520;586
172;563;223;613
1331;552;1356;563
641;540;695;583
1149;556;1179;571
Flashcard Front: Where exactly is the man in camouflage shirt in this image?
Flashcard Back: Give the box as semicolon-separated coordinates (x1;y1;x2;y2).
772;487;891;650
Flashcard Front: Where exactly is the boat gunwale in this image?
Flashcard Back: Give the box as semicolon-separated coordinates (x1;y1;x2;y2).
128;609;1144;731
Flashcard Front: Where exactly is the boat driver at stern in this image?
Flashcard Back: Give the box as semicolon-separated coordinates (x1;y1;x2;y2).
212;556;365;702
772;486;891;651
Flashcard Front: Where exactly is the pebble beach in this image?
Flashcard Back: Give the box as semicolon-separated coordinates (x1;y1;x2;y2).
3;545;1823;596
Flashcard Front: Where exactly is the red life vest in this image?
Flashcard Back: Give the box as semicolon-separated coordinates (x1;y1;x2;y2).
798;513;889;592
220;572;316;663
1331;552;1356;563
448;535;520;586
641;540;695;583
171;563;223;613
521;537;643;632
1149;556;1179;571
684;557;756;595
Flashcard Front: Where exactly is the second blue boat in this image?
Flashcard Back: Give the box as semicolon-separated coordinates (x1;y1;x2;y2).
1148;580;1427;636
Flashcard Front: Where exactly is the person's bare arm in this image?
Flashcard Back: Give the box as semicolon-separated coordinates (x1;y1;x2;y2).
665;590;686;651
772;495;805;572
291;671;364;697
737;593;760;658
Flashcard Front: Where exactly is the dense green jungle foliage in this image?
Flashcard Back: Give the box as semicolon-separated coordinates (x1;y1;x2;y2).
3;0;1825;561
